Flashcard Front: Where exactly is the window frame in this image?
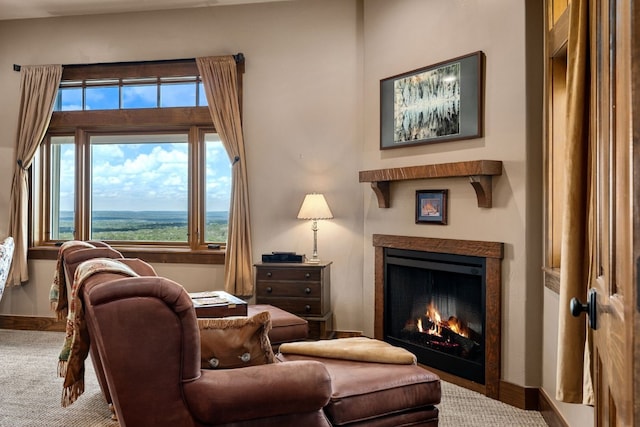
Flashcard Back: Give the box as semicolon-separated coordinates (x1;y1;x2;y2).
28;59;243;264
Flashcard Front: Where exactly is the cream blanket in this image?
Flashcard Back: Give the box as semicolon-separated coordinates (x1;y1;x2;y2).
58;258;139;407
49;241;97;319
279;337;417;365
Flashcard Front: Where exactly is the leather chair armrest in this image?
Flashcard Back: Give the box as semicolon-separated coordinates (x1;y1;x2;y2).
183;360;331;425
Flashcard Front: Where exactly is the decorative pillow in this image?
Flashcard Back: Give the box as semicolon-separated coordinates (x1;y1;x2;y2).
198;310;275;369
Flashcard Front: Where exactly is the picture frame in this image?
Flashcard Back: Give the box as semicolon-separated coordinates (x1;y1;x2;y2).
416;190;448;225
380;51;485;150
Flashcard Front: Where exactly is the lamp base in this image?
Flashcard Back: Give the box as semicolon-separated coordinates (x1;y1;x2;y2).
306;257;321;264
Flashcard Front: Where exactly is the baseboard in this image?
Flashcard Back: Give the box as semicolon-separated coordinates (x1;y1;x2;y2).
333;330;362;338
0;315;65;332
538;388;570;427
497;381;570;425
499;380;539;410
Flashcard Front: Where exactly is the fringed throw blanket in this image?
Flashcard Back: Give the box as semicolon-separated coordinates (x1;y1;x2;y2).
279;337;417;365
57;258;139;407
49;240;96;320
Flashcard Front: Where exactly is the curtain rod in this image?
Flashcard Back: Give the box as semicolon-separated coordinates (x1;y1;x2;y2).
12;53;245;72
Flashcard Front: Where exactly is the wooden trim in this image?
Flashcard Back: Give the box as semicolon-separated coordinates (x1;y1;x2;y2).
372;234;504;259
28;245;225;265
50;107;213;129
499;380;540;410
60;55;245;81
539;388;571;427
374;245;384;339
373;234;503;399
485;257;502;399
549;6;570;58
62;59;199;80
543;266;561;293
0;315;65;332
333;330;363;338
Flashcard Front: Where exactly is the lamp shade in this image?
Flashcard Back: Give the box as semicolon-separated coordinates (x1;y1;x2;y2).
297;193;333;220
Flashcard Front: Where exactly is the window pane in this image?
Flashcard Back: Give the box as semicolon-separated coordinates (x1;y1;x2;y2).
86;86;119;110
56;88;83;111
50;136;75;239
198;82;208;106
204;133;231;243
90;134;189;241
122;84;157;109
160;82;196;107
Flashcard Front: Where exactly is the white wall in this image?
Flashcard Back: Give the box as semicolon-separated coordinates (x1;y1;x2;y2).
361;0;540;386
0;0;365;332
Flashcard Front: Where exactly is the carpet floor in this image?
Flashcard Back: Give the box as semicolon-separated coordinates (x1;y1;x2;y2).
0;329;547;426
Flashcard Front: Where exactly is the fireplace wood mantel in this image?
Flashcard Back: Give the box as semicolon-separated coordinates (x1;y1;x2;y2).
359;160;502;208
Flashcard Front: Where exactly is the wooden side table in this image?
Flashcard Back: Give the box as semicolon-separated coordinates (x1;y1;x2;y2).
254;261;333;339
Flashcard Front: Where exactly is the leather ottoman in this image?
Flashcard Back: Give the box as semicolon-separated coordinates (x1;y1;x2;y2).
247;304;309;347
278;354;440;426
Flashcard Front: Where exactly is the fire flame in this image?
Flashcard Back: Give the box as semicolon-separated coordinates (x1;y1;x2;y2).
416;302;469;338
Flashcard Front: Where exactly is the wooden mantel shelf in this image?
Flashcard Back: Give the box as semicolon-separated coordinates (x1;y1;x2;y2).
359;160;503;208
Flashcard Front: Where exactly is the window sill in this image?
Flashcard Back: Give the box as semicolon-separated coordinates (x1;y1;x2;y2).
542;266;560;294
28;245;225;265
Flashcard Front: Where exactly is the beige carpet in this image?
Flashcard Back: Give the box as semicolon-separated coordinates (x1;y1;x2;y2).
0;329;547;426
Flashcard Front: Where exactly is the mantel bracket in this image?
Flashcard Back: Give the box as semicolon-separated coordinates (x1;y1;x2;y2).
370;181;390;208
469;175;493;208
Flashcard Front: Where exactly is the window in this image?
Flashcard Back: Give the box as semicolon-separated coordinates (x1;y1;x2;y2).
56;76;208;111
543;2;569;292
31;60;239;264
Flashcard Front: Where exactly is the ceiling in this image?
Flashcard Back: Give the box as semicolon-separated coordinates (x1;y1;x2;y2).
0;0;289;21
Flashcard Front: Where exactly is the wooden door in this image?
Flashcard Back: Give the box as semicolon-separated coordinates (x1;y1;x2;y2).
590;0;637;425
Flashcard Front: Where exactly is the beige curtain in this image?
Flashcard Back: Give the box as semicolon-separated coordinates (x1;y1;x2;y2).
556;0;594;404
197;56;254;297
7;65;63;287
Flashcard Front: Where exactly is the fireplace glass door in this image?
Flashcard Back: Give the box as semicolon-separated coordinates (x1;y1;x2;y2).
383;248;486;384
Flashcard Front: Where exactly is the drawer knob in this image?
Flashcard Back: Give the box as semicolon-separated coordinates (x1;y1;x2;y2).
266;287;272;293
305;287;311;294
305;273;311;279
305;304;311;312
266;272;272;277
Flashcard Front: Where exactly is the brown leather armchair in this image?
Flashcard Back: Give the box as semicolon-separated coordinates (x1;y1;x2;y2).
82;272;333;427
59;245;159;403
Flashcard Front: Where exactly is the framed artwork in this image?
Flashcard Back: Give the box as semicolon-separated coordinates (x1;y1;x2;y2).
380;51;485;149
416;190;448;225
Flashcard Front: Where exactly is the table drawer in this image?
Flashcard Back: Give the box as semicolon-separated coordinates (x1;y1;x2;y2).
256;297;322;316
256;268;321;281
256;282;321;298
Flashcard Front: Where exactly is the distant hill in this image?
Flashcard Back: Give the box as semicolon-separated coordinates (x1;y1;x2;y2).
56;211;228;242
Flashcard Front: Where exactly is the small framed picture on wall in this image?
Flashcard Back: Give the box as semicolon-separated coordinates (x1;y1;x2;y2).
416;190;448;225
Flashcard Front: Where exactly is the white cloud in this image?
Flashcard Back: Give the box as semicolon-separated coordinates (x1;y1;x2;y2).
55;137;231;212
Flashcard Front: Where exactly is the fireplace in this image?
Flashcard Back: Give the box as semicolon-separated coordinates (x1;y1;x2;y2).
384;248;486;383
373;234;503;398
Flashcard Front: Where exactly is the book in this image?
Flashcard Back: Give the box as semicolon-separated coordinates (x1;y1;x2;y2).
189;291;230;307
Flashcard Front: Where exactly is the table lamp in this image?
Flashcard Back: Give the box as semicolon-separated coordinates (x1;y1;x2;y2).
297;193;333;263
